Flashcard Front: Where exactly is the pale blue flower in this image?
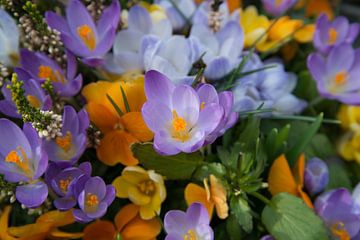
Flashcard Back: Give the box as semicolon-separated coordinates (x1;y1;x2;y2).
0;9;19;67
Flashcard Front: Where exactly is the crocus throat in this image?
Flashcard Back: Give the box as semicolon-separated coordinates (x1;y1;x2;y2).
59;178;72;193
77;25;96;51
171;110;190;142
200;102;205;110
55;131;73;153
5;147;31;176
328;27;338;45
331;222;350;240
138;180;156;196
333;71;348;86
184;229;197;240
275;0;283;6
38;65;65;83
85;193;99;213
26;95;41;108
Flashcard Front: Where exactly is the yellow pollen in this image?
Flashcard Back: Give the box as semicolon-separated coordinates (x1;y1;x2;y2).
334;71;348;86
138;180;156;196
184;229;197;240
38;65;65;83
328;27;338;45
59;178;72;192
26;95;41;108
200;102;205;110
331;222;350;240
86;193;99;206
172;111;187;132
5;147;31;175
77;25;96;51
55;131;72;153
275;0;283;6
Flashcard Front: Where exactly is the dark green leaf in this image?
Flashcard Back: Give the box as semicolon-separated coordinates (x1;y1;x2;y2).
226;214;245;240
306;134;335;159
327;161;351;190
230;196;253;233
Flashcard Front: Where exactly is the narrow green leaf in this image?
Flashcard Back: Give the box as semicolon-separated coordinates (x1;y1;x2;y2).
226;214;245;240
120;85;131;113
106;94;124;117
230;197;253;233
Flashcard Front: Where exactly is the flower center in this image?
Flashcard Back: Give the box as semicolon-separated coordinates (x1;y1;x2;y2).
138;180;156;196
26;95;41;108
275;0;283;6
200;102;206;110
333;71;348;86
38;65;65;83
184;229;197;240
55;131;72;153
171;111;190;142
59;178;72;193
328;27;338;45
5;147;31;176
86;193;99;207
77;25;96;51
331;222;350;240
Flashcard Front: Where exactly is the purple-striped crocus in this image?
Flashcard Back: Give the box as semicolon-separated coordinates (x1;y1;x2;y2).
142;70;224;155
314;14;360;54
0;119;48;208
73;176;115;223
164;202;214;240
261;0;297;17
45;0;120;66
18;49;82;97
304;157;329;196
307;44;360;105
43;106;89;166
315;188;360;239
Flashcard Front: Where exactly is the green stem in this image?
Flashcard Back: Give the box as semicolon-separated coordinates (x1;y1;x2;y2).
249;192;271;205
270;115;340;124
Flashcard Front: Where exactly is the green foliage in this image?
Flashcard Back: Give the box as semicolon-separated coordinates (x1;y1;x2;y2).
262;193;328;240
327;160;352;190
264;124;290;162
230;196;253;233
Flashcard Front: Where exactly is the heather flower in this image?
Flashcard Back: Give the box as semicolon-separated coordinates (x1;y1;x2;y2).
304;157;329;196
43;106;89;166
73;176;115;223
46;0;120;66
0;119;48;208
313;14;360;54
112;166;166;220
105;4;172;75
307;44;360;105
315;188;360;239
18;49;83;97
261;0;297;16
164;203;214;240
0;9;19;67
142;70;224;155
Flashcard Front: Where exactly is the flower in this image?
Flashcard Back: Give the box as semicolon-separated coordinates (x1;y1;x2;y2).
313;14;360;54
307;44;360;105
268;154;314;208
164;202;214;240
0;119;48;208
7;209;83;240
45;0;120;66
18;49;83;97
43;106;89;165
73;176;115;223
105;4;172;75
338;131;360;164
82;75;153;166
0;9;19;67
185;174;229;219
112;166;166;220
45;162;92;210
261;0;297;16
337;105;360;132
304;157;329;196
0;206;15;240
142;70;224;155
315;188;360;239
83;204;161;240
303;0;334;20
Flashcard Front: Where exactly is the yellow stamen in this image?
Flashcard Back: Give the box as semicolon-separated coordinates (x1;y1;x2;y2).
26;95;41;108
334;71;348;86
184;229;197;240
138;180;156;196
171;111;190;142
5;147;31;175
275;0;283;6
59;178;72;193
86;193;99;206
328;27;338;45
38;65;65;83
55;131;72;153
77;25;96;51
200;102;205;110
331;222;350;240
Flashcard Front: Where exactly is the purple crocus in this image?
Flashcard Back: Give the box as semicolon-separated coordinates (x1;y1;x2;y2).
142;70;224;155
0;70;52;118
43;105;89;166
18;49;82;97
307;44;360;105
164;202;214;240
261;0;297;17
304;157;329;196
0;119;48;208
314;14;360;54
45;0;120;66
315;188;360;239
73;176;115;223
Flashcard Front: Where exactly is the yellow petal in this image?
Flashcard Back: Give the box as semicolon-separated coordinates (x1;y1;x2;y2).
122;112;154;142
115;204;140;231
139;205;157;220
82;81;114;104
112;176;132;198
294;24;315;43
83;220;116;240
210;175;229;219
184;183;214;218
122;166;149;184
128;186;152;206
121;214;161;239
85;102;118;133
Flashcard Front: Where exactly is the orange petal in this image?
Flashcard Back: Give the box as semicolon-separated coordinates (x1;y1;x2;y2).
8;223;50;239
184;183;214;218
210;175;229;219
121;215;161;240
122;112;154;142
306;0;334;20
294;24;315;43
293;154;305;187
49;229;83;239
97;131;139;166
0;206;17;240
268;154;298;196
83;220;116;240
37;210;75;227
86;102;118;133
297;186;314;209
115;204;140;231
82;81;114;104
227;0;241;13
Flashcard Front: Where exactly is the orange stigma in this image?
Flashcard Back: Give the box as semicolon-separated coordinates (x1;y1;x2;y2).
5;147;31;175
38;65;65;83
200;102;205;110
77;25;96;51
26;95;41;108
334;71;348;86
172;111;187;132
184;229;197;240
55;131;72;153
331;222;350;240
59;178;72;192
86;193;99;207
328;28;338;45
275;0;282;6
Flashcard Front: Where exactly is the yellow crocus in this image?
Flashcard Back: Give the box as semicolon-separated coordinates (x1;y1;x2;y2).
82;75;153;166
112;166;166;220
337;105;360;132
338;132;360;164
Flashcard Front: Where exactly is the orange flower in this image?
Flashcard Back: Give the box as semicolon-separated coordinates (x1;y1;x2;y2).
5;209;82;240
82;75;153;166
185;174;229;219
83;204;161;240
194;0;241;12
268;154;314;209
0;206;16;240
306;0;334;20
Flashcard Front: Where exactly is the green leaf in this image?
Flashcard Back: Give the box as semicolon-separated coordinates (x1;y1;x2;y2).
193;162;227;181
131;143;203;180
230;196;253;233
120;85;131;113
306;134;335;159
106;94;124;117
327;161;351;190
239;116;261;152
286;113;323;165
226;214;245;240
262;193;328;240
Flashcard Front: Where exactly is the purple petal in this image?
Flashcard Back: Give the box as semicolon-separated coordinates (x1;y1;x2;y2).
103;185;115;205
0;99;20;118
54;197;77;210
93;28;116;56
78;108;90;133
346;23;360;43
85;177;106;200
86;202;108;219
145;70;175;105
197;103;223;134
142;101;172;132
153;131;181;156
326;44;355;75
186;203;210;227
164;210;187;235
16;181;48;208
304;158;329;196
73;209;93;223
45;11;70;34
197;84;219;104
204;57;232;80
307;53;326;83
96;0;120;40
66;49;77;80
172;85;200;126
78;162;92;176
128;5;152;34
62;105;79;134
